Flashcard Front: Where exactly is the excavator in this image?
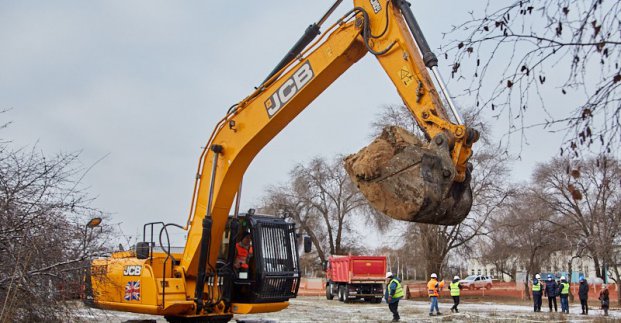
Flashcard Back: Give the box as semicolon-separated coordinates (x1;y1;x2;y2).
85;0;478;322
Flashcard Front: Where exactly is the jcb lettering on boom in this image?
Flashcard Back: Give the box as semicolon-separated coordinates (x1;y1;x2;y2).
264;61;314;118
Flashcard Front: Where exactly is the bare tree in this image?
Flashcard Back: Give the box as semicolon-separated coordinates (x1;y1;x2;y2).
443;0;621;155
0;146;114;322
261;156;386;270
531;156;621;280
480;237;519;281
487;187;561;299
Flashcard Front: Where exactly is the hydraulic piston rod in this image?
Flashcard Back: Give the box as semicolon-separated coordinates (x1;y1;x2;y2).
395;0;464;125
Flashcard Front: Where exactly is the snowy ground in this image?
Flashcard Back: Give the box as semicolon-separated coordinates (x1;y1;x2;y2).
77;297;620;322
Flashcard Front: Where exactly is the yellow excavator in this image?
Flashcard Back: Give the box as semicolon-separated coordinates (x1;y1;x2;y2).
85;1;478;322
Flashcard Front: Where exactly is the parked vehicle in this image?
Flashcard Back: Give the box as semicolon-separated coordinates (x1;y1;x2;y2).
325;256;386;303
459;275;493;290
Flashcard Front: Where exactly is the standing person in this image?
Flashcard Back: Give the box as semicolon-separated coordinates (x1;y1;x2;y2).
578;276;589;315
532;274;543;312
599;284;610;316
449;275;462;313
384;272;404;322
545;274;558;312
427;273;445;316
559;276;570;314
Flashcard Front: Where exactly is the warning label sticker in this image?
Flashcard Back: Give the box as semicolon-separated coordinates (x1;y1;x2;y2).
399;66;414;87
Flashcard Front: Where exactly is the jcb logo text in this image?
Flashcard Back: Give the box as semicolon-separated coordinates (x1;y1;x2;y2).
123;265;142;276
264;61;314;118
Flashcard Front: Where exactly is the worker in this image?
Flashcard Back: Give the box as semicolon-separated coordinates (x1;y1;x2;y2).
544;274;558;312
559;276;570;313
384;272;404;322
427;273;444;316
532;273;543;312
235;232;253;271
599;284;609;316
449;275;462;313
578;276;589;315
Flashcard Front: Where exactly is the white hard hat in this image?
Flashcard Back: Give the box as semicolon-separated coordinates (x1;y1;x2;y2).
454;275;460;280
560;276;566;280
386;271;393;278
431;273;438;278
535;274;541;279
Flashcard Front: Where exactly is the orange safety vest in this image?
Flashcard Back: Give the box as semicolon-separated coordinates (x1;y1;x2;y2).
427;278;444;297
235;242;253;269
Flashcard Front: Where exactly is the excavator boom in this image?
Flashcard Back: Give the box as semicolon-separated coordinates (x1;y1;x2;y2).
88;1;478;321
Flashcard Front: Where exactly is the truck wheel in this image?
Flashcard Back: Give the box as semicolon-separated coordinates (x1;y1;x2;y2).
326;283;334;300
338;285;345;302
342;286;350;303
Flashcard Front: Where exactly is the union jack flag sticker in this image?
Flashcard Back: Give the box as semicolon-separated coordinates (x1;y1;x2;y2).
124;281;141;301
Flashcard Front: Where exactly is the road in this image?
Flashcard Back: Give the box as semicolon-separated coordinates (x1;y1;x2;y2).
77;296;618;322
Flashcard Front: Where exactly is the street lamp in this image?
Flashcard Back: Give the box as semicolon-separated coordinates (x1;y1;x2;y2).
84;217;103;251
86;217;102;229
82;217;102;303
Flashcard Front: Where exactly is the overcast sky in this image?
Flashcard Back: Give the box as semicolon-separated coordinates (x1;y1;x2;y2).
0;1;569;246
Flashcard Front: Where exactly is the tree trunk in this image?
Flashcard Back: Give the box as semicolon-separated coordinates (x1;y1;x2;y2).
425;253;444;278
613;264;621;306
593;256;602;279
335;215;344;255
298;220;326;264
419;224;448;278
524;271;531;300
568;260;574;302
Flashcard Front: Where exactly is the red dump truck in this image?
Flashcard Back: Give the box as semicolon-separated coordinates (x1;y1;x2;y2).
325;255;386;303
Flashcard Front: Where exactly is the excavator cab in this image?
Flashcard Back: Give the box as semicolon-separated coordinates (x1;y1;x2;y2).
218;213;300;304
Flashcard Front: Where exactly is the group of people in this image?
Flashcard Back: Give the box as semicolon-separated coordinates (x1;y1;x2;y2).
532;273;610;316
384;272;613;322
384;272;462;322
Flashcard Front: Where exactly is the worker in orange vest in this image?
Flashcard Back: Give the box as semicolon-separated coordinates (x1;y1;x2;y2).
235;232;253;271
427;273;445;316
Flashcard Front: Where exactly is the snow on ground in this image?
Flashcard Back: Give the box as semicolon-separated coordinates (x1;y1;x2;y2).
77;297;620;322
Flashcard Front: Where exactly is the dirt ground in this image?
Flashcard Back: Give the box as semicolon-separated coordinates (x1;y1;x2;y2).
76;296;620;322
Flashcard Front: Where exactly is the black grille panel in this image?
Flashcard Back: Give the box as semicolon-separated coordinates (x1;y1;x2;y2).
250;217;300;302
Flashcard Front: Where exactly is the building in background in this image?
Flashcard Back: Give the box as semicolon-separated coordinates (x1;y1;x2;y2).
467;251;602;283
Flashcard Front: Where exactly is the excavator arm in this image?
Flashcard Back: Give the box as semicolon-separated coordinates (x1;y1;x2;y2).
89;1;478;321
182;0;476;281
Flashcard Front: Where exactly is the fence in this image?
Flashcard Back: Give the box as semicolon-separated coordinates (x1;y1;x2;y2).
405;281;618;302
295;279;619;304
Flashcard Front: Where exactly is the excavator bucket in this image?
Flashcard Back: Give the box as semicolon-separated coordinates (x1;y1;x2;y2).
344;126;472;225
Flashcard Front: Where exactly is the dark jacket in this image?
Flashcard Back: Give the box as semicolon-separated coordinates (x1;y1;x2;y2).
578;281;589;300
599;289;610;308
545;280;558;297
